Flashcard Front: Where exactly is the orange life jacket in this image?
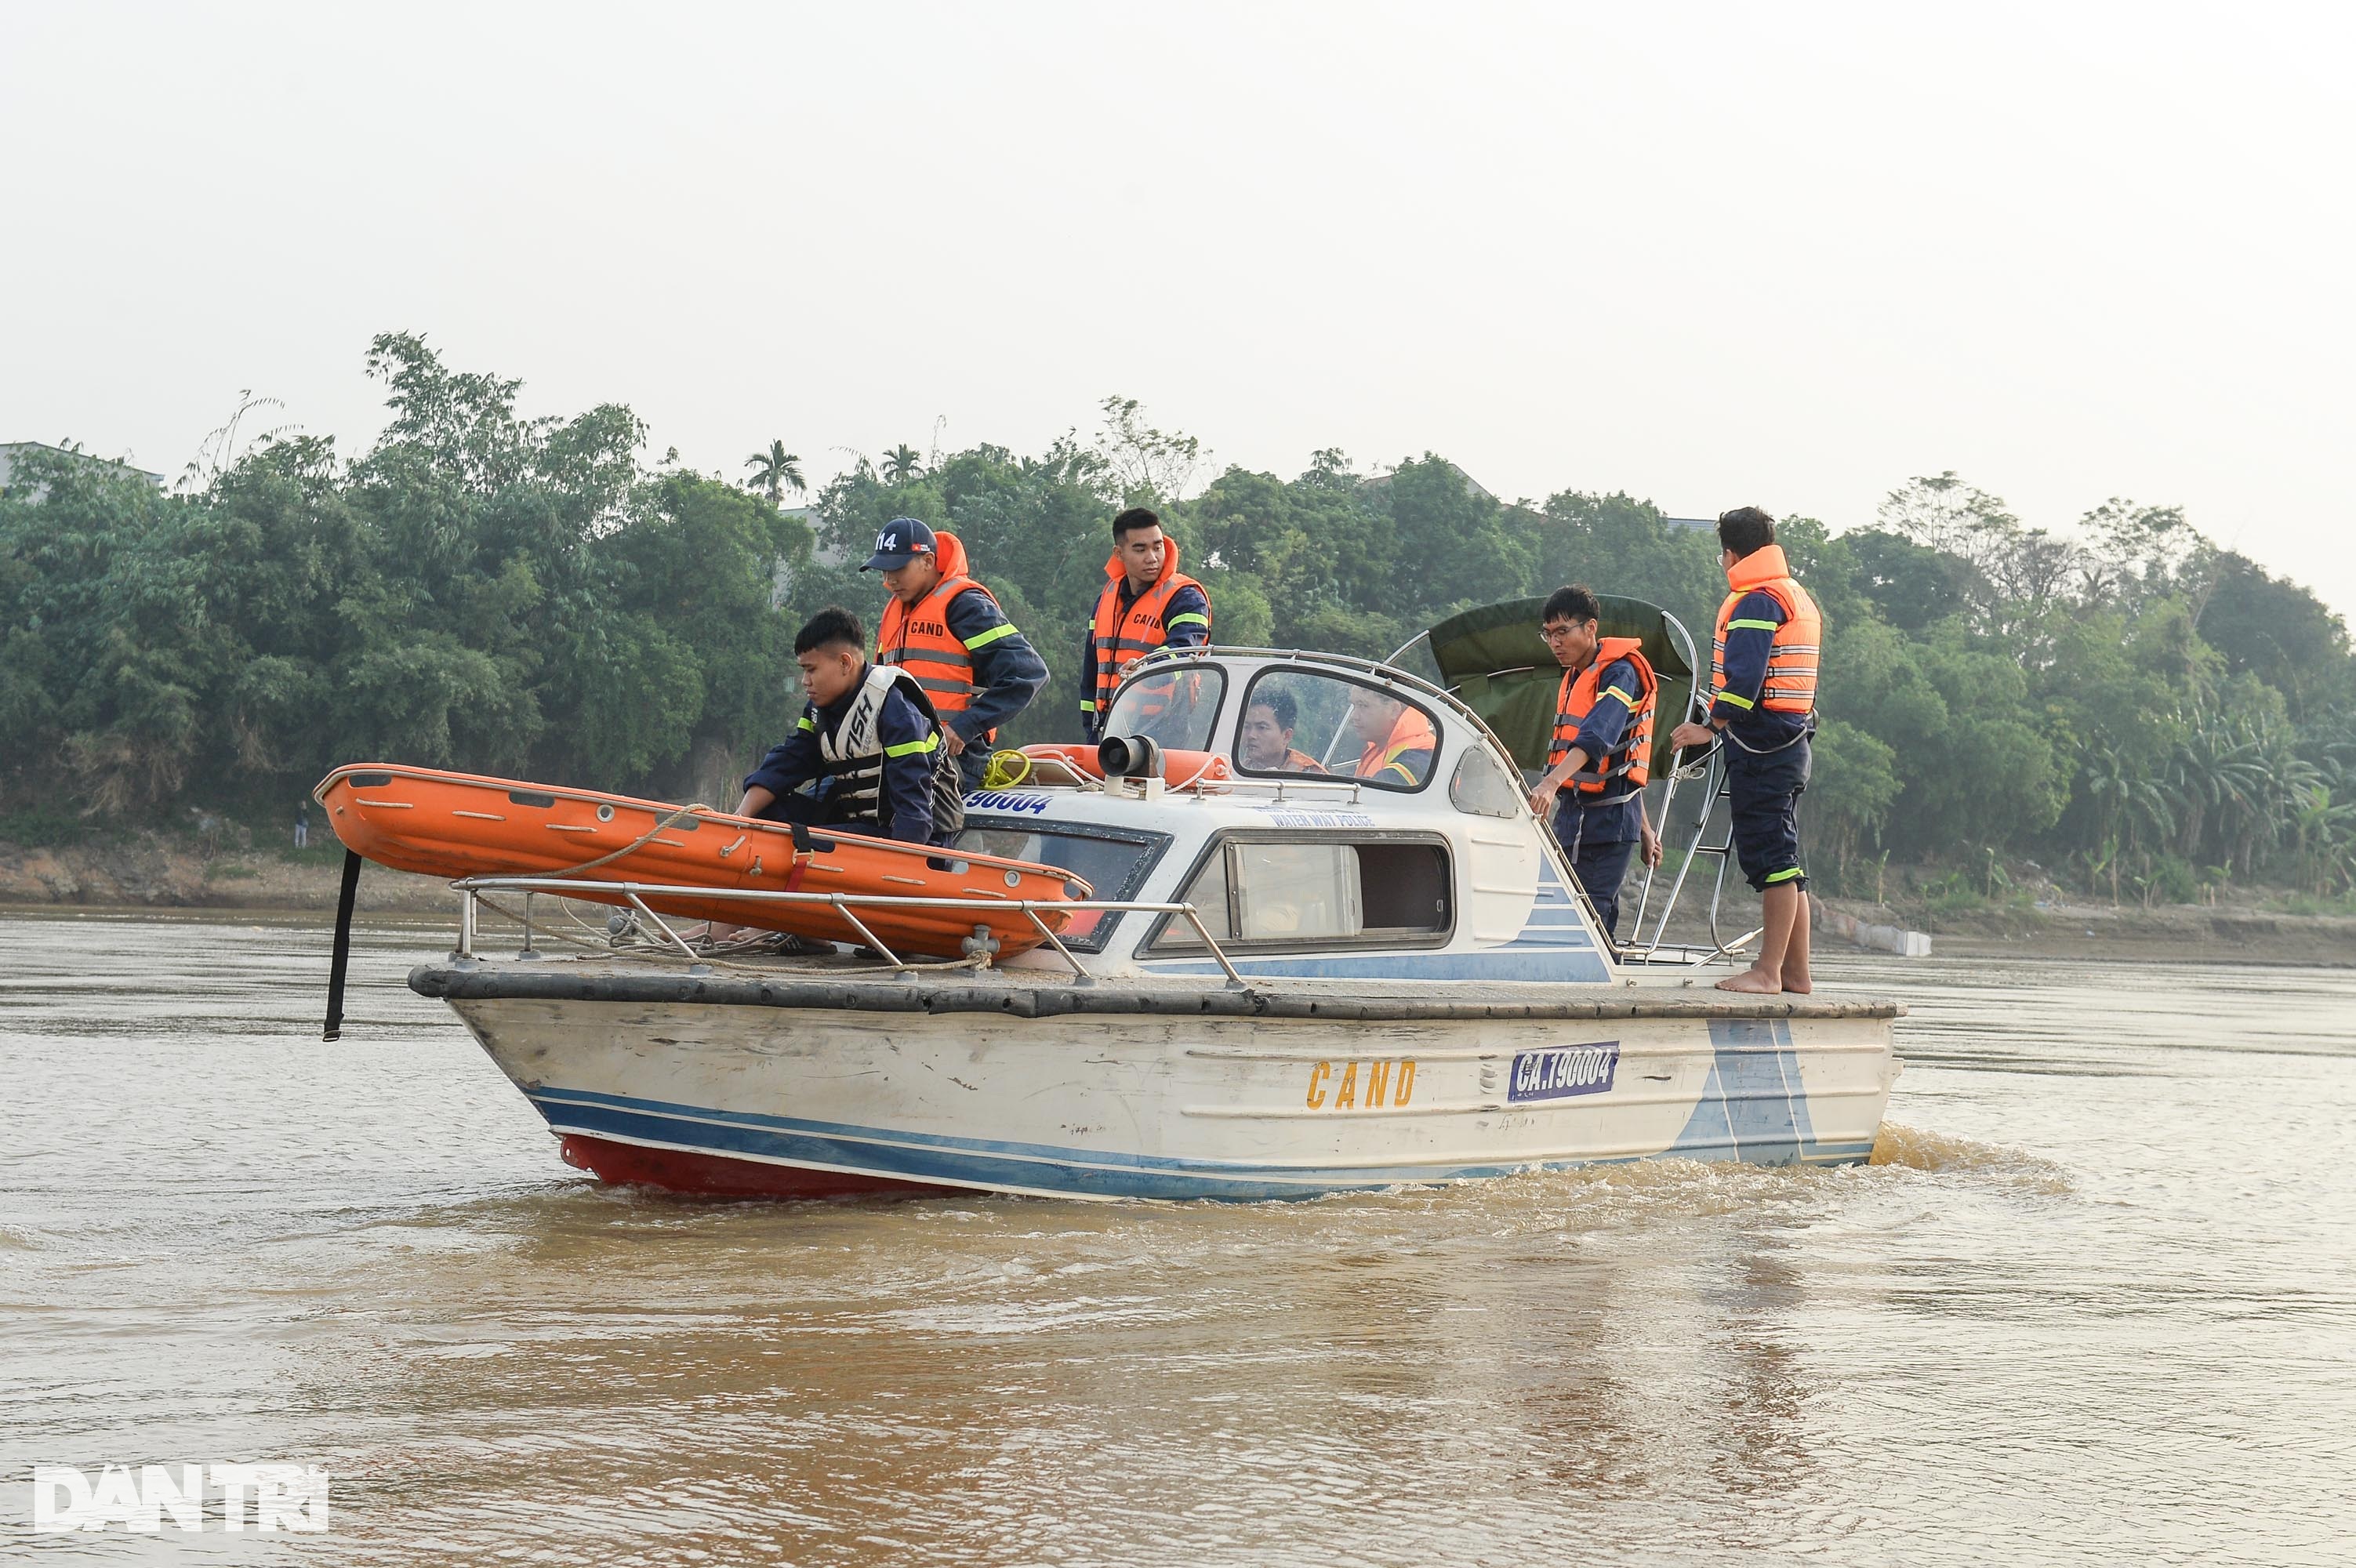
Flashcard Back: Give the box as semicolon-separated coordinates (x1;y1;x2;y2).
1710;544;1821;716
1088;542;1208;720
1355;704;1436;786
877;531;1005;738
1549;637;1657;801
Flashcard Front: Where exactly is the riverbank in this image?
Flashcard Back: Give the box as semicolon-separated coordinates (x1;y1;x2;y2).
1817;893;2356;967
6;831;2352;965
0;831;450;914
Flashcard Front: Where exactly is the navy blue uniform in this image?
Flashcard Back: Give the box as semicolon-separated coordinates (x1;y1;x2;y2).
1710;590;1810;891
1551;653;1645;938
938;587;1049;790
743;673;946;845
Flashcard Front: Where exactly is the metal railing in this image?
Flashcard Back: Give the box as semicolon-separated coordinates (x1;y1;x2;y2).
449;875;1248;986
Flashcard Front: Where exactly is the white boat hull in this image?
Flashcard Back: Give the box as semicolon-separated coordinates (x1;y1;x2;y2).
439;980;1897;1201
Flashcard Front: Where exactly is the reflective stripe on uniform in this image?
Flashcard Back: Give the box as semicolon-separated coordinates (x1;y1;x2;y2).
962;622;1020;650
884;646;971;669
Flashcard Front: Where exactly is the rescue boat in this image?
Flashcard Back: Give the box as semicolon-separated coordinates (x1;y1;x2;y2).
379;644;1904;1202
312;763;1091;957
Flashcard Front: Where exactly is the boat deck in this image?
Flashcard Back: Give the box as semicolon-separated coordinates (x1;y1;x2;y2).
411;954;1903;1023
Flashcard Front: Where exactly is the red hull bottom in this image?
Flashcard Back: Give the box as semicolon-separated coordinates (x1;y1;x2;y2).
558;1134;964;1201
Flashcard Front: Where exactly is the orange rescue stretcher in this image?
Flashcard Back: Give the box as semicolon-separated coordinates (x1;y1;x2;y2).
312;763;1092;959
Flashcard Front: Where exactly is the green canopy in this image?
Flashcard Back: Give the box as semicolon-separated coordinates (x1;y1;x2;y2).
1423;596;1699;778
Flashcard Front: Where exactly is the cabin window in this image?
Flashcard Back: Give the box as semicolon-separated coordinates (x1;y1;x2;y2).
1449;746;1521;818
949;821;1169;951
1234;842;1358;940
1233;670;1439;791
1100;662;1225;753
1154;834;1452;951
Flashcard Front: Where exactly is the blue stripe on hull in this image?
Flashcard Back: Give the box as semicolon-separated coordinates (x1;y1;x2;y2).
1671;1018;1824;1165
521;1085;1873;1201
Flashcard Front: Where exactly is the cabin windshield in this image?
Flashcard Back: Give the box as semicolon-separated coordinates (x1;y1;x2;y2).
1101;664;1225;751
1235;669;1440;790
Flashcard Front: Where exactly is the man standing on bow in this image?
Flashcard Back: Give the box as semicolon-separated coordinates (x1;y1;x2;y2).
865;517;1049;792
1525;584;1663;941
1080;507;1211;742
1669;506;1823;995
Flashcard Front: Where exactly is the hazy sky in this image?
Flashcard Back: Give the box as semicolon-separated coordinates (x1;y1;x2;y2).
6;2;2352;615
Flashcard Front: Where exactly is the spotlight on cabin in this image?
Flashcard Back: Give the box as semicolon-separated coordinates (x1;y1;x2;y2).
1097;735;1163;781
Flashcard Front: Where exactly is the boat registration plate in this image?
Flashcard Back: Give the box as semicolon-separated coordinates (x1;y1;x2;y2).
1508;1042;1621;1103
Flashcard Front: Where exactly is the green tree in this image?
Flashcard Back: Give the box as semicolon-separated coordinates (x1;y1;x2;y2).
2196;552;2351;718
1843;528;1969;632
743;441;806;507
1806;718;1901;891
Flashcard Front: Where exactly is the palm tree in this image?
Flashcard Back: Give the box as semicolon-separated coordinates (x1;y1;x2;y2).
882;444;924;485
744;441;805;507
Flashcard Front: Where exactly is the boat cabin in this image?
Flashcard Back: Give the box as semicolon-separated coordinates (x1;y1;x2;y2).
952;648;1624;986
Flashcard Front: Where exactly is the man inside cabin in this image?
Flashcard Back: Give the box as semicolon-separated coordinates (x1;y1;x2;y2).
1524;583;1663;940
1669;506;1822;995
735;606;964;848
866;517;1049;793
1348;686;1436;786
1238;686;1325;773
1080;506;1212;743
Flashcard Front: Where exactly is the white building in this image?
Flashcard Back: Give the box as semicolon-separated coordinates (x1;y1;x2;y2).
0;441;168;497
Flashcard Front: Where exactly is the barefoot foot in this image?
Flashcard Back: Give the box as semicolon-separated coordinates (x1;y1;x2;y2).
1715;967;1783;995
1779;971;1813;995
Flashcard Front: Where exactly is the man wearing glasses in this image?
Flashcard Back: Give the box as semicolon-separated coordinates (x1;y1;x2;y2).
1526;584;1662;940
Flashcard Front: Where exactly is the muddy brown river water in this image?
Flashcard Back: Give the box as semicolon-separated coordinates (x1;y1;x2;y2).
3;913;2352;1564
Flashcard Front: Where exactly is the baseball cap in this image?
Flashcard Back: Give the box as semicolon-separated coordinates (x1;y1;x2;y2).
862;517;937;572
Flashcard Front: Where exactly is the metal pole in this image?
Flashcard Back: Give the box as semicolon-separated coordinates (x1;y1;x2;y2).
828;898;908;971
623;892;700;957
1024;909;1090;981
1183;907;1247;987
322;849;364;1040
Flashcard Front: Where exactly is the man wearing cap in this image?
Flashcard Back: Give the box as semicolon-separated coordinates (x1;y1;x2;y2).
1080;507;1212;743
864;517;1050;792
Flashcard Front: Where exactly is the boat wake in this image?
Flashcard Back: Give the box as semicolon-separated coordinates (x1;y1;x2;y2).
1868;1120;2069;1185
